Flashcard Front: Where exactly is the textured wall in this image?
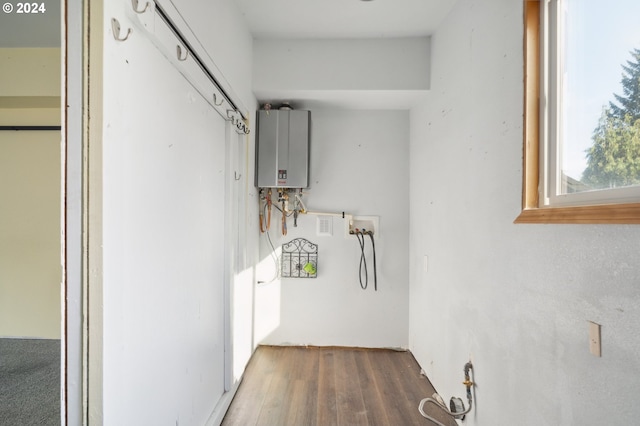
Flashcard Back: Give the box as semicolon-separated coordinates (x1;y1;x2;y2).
256;109;410;349
98;0;257;424
409;1;640;425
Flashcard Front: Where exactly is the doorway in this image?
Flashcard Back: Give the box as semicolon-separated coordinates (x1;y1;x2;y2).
0;10;63;423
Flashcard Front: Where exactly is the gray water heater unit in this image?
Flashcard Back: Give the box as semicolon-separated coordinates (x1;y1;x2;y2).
255;109;310;188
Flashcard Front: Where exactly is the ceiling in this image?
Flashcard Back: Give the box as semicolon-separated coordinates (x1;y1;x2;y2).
232;0;457;39
0;0;456;109
234;0;457;109
0;1;455;47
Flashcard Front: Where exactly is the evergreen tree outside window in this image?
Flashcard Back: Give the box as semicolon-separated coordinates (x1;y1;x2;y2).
581;49;640;190
554;1;640;200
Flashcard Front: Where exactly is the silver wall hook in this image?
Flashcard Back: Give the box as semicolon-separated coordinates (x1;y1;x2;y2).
111;18;132;42
213;93;224;106
235;120;250;135
176;45;188;61
131;0;150;14
235;172;242;181
226;109;250;134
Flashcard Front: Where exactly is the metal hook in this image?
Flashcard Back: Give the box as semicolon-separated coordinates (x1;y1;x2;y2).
235;121;250;135
176;45;188;61
111;18;132;42
226;109;238;124
131;0;150;14
235;172;242;181
213;93;224;106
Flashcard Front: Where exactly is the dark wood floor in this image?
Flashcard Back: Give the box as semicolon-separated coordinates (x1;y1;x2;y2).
222;345;456;426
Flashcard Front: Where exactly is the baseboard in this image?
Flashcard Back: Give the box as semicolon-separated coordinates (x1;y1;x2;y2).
205;379;242;426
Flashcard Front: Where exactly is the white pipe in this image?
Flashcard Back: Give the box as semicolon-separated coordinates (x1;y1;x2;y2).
303;211;351;219
294;194;352;221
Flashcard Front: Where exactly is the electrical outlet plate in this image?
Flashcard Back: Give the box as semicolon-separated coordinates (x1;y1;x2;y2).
346;215;380;238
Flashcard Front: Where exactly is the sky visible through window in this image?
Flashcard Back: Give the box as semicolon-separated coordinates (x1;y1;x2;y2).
562;0;640;182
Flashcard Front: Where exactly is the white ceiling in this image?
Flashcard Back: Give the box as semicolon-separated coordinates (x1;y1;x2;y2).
232;0;457;39
234;0;457;109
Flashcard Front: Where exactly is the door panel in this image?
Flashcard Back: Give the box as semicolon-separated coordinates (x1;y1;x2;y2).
101;14;227;425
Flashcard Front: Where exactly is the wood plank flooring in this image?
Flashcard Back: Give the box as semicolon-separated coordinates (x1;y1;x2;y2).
222;346;457;426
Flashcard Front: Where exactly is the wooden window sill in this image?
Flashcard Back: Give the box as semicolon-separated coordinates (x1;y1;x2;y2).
515;203;640;224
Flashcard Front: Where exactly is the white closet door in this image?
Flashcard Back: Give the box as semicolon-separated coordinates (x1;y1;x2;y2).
102;16;227;426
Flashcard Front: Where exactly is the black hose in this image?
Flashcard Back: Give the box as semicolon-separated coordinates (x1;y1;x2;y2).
354;230;378;291
356;231;368;290
366;231;377;291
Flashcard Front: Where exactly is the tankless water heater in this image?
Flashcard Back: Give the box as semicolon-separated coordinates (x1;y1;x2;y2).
255;109;310;188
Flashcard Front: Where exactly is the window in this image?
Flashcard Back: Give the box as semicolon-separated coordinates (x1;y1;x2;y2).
517;0;640;223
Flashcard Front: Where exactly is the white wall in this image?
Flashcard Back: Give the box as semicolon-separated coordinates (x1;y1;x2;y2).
256;109;410;349
409;1;640;425
96;0;258;424
254;38;430;91
252;37;431;110
162;0;255;114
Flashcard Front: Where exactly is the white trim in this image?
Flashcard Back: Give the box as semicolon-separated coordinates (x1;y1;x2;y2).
539;0;551;206
63;0;86;424
205;378;242;426
549;185;640;207
540;0;640;208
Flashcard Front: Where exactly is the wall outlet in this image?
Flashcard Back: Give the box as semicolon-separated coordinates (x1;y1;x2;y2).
588;321;601;357
346;215;380;238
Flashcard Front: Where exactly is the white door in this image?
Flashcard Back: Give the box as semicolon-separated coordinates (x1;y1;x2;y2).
101;12;227;424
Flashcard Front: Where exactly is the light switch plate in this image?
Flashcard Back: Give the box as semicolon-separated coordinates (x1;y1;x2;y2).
589;321;601;357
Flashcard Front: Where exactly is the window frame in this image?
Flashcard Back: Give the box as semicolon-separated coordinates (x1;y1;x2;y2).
516;0;640;224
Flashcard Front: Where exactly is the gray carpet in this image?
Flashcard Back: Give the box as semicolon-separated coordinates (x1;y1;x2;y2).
0;338;60;425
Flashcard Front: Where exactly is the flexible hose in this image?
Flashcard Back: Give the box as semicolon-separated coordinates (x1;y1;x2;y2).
418;398;448;426
354;230;378;291
281;194;288;235
418;362;474;425
258;200;280;283
263;225;280;283
419;396;472;424
365;231;377;291
259;189;265;233
356;231;368;289
266;189;272;230
282;210;287;235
